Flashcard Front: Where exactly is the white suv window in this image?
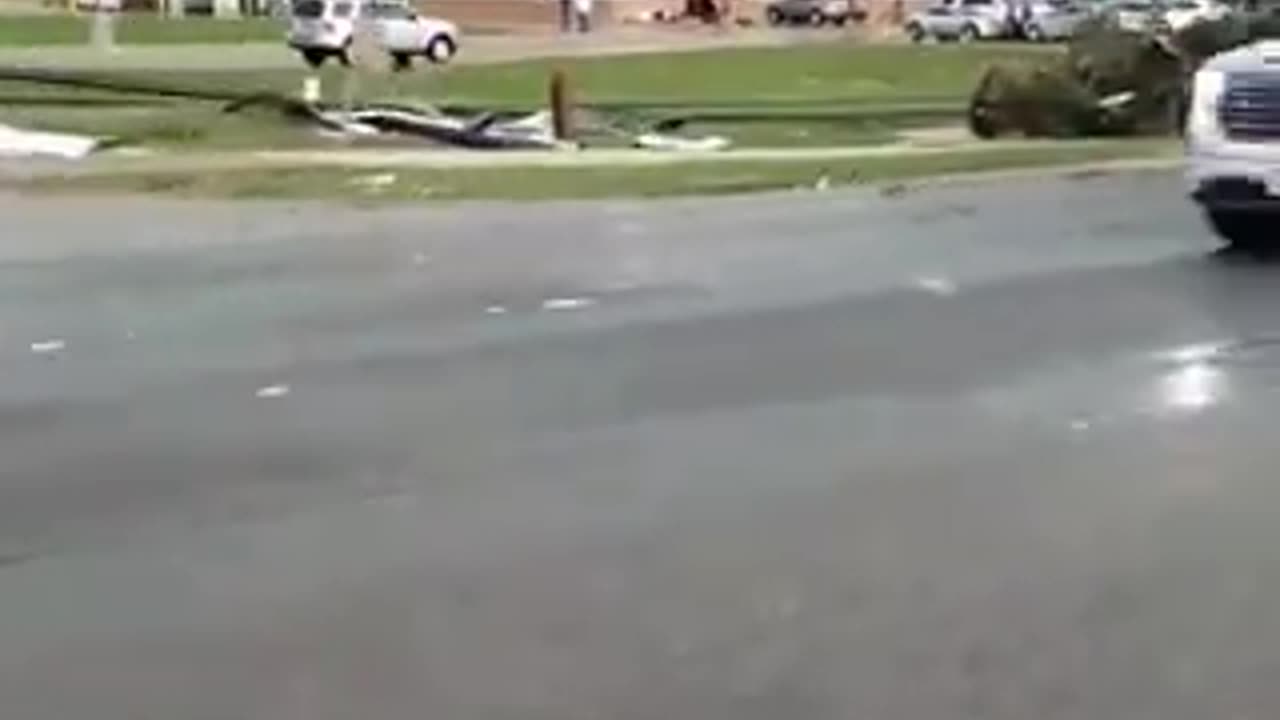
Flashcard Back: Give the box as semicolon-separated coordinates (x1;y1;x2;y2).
292;0;324;17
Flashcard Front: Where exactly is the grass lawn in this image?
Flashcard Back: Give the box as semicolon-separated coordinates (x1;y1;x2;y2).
14;139;1177;201
0;14;285;46
0;43;1052;148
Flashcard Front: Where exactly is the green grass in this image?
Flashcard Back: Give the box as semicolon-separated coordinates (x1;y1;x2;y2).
107;43;1052;106
0;44;1051;149
14;140;1176;201
0;14;285;46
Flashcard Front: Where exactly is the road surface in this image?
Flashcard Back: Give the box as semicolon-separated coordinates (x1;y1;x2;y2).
3;170;1280;719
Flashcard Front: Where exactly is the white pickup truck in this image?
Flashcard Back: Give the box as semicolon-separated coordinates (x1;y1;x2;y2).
1186;39;1280;250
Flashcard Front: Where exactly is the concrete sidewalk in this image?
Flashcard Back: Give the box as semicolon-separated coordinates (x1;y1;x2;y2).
0;140;1177;181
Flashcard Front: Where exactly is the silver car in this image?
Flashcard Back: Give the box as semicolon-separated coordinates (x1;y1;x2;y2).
1100;0;1161;32
905;0;1015;42
1019;0;1092;40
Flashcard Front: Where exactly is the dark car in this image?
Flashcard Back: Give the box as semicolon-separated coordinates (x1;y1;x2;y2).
765;0;865;25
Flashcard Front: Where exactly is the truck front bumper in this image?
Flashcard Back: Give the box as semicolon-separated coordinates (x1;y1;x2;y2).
1187;145;1280;210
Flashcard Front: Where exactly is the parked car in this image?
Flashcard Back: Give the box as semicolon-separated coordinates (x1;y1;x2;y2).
1099;0;1160;32
1160;0;1231;31
905;0;1015;42
764;0;865;25
286;0;459;70
1018;0;1092;39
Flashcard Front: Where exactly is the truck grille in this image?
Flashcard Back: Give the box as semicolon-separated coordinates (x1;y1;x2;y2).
1221;73;1280;141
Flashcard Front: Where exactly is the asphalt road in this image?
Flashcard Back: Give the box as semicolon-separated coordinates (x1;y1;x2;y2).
3;170;1279;720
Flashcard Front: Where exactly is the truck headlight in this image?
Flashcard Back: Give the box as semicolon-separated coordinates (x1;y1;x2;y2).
1188;69;1224;141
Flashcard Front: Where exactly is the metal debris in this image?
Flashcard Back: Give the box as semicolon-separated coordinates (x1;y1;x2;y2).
0;123;102;160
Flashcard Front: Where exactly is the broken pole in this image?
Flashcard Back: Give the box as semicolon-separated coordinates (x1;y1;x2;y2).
549;67;574;142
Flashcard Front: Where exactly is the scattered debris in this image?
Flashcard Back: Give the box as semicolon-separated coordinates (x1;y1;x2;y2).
1070;418;1092;432
633;132;731;152
485;305;509;315
29;339;66;355
0;123;102;160
541;297;596;311
412;252;431;266
813;173;831;191
881;183;909;198
255;384;291;399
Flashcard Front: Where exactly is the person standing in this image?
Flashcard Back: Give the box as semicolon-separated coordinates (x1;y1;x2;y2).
574;0;593;32
559;0;572;31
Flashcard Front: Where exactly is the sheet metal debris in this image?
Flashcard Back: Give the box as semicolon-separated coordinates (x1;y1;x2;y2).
0;123;101;160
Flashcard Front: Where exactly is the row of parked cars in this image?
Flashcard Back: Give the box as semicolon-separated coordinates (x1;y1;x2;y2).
904;0;1231;43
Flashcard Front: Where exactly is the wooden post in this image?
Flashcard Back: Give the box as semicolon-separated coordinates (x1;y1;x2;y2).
549;67;574;141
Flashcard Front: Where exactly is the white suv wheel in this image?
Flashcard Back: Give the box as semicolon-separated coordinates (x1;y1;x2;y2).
425;34;456;63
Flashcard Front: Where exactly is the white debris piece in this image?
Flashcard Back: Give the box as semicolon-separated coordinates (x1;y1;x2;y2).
255;384;291;399
485;305;509;315
29;339;66;354
912;275;957;296
634;133;731;152
541;297;596;311
0;124;101;160
1069;419;1091;432
412;252;431;266
813;174;831;191
1157;341;1228;365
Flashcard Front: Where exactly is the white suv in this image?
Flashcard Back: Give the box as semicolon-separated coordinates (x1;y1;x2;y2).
1185;39;1280;249
287;0;459;70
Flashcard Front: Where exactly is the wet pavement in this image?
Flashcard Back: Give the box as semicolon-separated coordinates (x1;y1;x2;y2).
2;170;1279;719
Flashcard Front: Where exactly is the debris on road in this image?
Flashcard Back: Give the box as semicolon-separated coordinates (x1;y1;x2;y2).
485;305;509;315
29;339;67;355
541;297;596;311
912;275;957;296
255;384;291;399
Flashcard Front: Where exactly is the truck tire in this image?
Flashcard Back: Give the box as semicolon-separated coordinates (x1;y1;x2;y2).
906;22;926;42
959;23;980;42
425;34;456;64
391;52;413;72
1206;209;1269;253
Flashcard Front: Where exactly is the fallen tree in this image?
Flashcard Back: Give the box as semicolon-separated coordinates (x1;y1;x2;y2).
969;13;1280;139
